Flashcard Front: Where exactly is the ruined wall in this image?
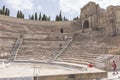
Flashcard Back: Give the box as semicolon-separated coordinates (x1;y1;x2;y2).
80;1;120;36
104;6;120;36
0;15;80;34
114;7;120;35
81;2;98;19
80;2;101;31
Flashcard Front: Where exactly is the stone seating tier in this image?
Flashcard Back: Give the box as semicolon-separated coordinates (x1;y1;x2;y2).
56;58;90;65
16;40;66;61
56;40;109;65
0;38;16;59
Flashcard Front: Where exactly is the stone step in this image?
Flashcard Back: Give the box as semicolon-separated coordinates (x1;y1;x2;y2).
0;36;17;40
59;56;96;61
16;55;50;61
23;40;65;43
56;58;90;65
62;52;101;56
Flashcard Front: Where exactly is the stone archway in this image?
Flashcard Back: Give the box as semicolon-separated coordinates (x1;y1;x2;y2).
83;20;89;29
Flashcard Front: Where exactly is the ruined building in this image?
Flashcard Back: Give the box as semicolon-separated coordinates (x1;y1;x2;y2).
80;1;120;36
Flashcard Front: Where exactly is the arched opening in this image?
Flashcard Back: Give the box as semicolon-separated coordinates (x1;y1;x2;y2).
60;28;64;33
83;20;89;29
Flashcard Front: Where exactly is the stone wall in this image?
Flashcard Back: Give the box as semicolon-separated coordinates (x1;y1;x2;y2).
81;2;98;19
0;15;80;33
80;2;101;30
34;72;107;80
80;2;120;36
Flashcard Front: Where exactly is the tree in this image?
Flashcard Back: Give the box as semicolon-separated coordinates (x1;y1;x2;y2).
0;5;5;15
19;11;22;18
17;10;20;18
63;16;68;21
2;5;5;14
35;12;37;20
5;8;10;16
7;9;10;16
55;15;59;21
3;5;5;12
0;9;2;14
31;15;34;20
55;11;63;21
42;14;47;21
39;12;41;20
0;5;10;16
22;14;24;18
59;11;62;21
73;16;79;20
17;10;24;18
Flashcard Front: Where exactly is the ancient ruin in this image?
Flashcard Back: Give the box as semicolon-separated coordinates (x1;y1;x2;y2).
0;1;120;80
81;1;120;36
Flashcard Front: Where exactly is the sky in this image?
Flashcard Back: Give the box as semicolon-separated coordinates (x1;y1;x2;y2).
0;0;120;20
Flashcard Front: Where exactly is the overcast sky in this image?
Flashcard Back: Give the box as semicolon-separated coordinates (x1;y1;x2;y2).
0;0;120;20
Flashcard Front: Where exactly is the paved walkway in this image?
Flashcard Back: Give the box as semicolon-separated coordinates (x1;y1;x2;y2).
101;71;120;80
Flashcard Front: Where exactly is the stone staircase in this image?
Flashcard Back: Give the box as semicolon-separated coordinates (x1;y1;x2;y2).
16;33;68;61
48;38;73;62
9;35;23;61
0;31;19;59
